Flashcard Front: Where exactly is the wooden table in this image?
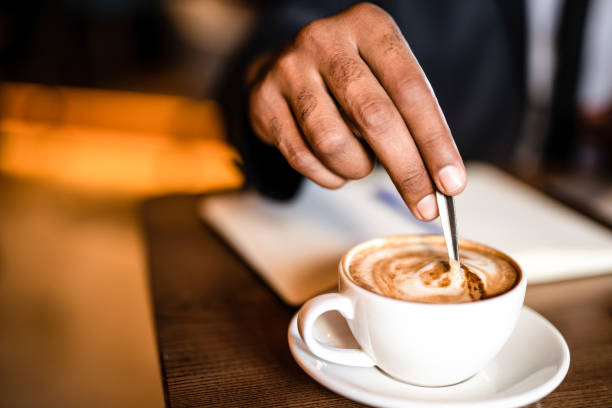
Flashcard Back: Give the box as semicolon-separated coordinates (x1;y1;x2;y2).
142;194;612;407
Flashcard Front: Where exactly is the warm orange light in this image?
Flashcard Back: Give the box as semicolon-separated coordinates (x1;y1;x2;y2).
0;82;243;195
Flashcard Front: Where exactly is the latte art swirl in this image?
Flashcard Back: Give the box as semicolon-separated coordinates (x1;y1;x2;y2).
348;240;518;303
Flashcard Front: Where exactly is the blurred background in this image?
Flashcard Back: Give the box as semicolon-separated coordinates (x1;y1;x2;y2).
0;1;253;407
0;1;610;407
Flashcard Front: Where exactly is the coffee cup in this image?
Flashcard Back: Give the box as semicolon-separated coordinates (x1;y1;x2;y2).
297;235;526;386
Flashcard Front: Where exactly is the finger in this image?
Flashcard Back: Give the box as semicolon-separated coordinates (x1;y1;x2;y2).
356;22;466;195
319;47;438;220
279;68;375;180
248;81;347;189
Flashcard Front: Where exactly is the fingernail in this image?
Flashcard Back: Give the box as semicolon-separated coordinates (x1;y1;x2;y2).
416;194;438;221
439;165;465;194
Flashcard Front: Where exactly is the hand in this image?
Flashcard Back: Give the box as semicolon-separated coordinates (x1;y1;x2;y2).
247;2;466;220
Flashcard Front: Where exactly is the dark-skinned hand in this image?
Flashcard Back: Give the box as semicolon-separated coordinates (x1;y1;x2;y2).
248;2;467;220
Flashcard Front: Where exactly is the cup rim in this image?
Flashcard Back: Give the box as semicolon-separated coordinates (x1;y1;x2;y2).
340;234;524;307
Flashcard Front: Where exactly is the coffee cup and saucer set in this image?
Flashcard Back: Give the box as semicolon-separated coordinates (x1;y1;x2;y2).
288;235;570;407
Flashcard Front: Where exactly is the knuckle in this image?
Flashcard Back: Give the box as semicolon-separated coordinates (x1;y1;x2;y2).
397;73;430;98
250;75;275;106
398;168;428;195
418;130;448;151
294;90;318;123
355;98;394;130
248;81;279;140
296;19;330;48
351;2;381;16
328;50;364;91
285;145;316;172
350;2;391;21
313;132;346;157
268;117;283;143
273;52;299;78
249;117;266;143
380;30;406;57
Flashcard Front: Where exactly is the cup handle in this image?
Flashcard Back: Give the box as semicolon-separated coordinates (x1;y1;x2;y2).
297;293;375;367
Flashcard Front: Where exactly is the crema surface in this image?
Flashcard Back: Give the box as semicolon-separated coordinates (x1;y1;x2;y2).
348;239;518;303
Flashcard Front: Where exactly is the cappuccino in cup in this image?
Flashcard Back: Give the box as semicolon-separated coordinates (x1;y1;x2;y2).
348;236;519;303
298;235;525;386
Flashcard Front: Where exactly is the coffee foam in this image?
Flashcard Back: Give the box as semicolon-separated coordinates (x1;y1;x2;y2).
347;237;518;303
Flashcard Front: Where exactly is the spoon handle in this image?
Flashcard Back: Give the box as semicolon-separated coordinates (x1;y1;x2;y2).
436;191;460;263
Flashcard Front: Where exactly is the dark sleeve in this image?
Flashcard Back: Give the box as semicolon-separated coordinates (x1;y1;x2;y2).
215;1;354;200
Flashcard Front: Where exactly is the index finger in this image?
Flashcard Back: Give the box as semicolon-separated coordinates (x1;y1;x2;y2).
318;46;438;220
356;19;467;196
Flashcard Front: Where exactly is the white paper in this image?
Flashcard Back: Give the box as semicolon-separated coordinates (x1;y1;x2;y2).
199;162;612;305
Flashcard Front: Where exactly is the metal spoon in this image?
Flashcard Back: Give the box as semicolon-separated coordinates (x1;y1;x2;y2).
436;191;460;272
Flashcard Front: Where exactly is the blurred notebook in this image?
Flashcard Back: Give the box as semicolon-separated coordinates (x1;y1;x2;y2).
199;162;612;305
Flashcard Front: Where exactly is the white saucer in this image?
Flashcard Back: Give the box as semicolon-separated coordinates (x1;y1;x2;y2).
288;306;569;408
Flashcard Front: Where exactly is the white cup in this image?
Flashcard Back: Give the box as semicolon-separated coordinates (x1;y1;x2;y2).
297;235;526;387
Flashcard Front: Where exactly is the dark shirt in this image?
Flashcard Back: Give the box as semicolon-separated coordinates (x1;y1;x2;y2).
217;1;525;200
